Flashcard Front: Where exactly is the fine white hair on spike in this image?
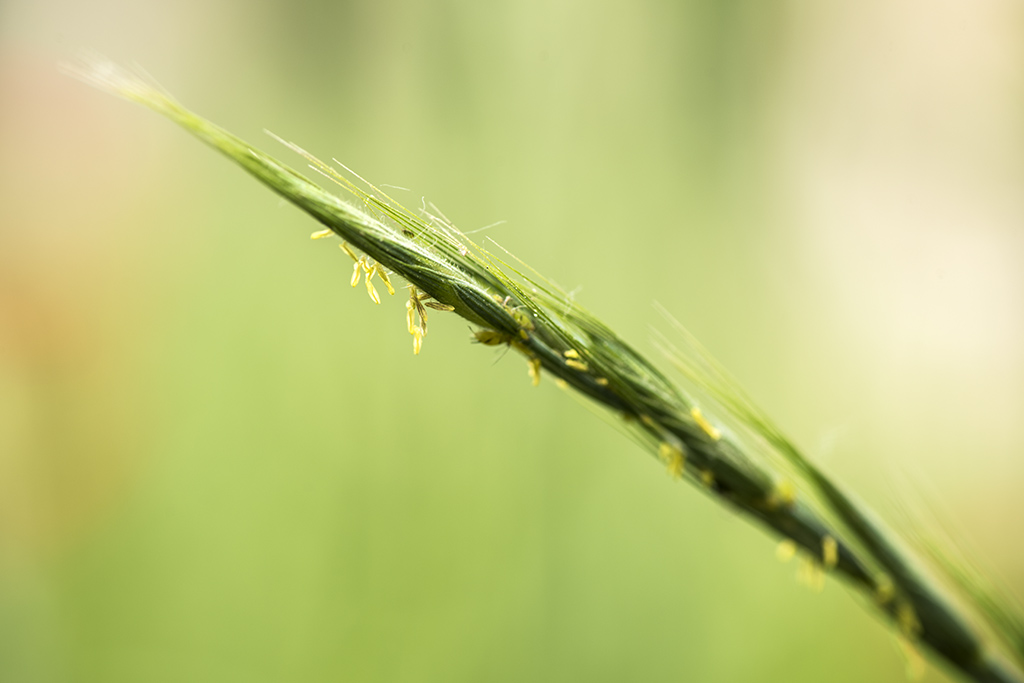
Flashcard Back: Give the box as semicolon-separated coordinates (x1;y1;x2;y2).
562;287;581;317
463;220;507;236
61;53;174;109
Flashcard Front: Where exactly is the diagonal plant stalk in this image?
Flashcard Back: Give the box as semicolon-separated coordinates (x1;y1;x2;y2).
67;58;1024;683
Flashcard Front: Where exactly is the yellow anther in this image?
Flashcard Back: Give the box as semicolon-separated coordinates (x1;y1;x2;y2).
776;539;797;563
365;274;381;305
658;442;686;478
563;349;580;359
407;286;425;323
876;575;895;605
519;329;530;340
404;287;439;354
897;603;921;638
690;407;721;441
474;329;512;346
667;455;684;479
595;377;609;386
376;268;395;296
310;229;333;240
700;470;715;488
769;480;797;509
555;379;569;390
640;415;657;429
798;556;825;592
565;359;589;371
512;310;534;331
897;636;926;681
412;330;423;355
822;535;838;569
527;357;542;386
341;245;390;304
406;301;416;335
423;301;455;312
657;442;684;474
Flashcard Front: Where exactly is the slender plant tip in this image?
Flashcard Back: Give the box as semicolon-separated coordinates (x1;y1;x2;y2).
68;57;1024;683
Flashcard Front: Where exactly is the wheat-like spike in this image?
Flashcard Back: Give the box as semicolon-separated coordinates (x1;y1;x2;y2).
66;57;1024;683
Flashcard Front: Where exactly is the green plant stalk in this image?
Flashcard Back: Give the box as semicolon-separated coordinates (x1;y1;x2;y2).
68;60;1024;683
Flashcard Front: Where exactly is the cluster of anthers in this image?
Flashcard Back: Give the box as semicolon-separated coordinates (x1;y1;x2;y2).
406;286;455;355
651;407;721;486
310;228;930;673
471;295;546;386
310;229;455;354
774;532;838;594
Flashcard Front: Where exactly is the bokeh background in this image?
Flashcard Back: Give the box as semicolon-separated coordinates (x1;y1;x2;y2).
1;1;1023;681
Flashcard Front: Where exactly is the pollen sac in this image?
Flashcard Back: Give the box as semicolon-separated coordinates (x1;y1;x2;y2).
797;556;825;593
565;359;588;372
657;442;675;462
376;267;396;296
412;329;423;355
527;357;542;386
875;575;895;605
776;539;797;563
310;229;334;240
897;636;926;681
365;275;381;305
667;455;684;479
340;242;358;261
768;480;797;509
690;407;721;441
423;301;455;312
897;603;922;638
406;301;416;335
406;287;430;354
512;310;534;332
822;536;838;570
657;442;685;479
474;329;512;346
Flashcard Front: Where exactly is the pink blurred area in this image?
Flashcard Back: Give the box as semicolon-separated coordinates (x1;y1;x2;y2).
0;46;166;559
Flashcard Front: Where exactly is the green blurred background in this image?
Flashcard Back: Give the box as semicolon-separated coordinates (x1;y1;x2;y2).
1;1;1023;681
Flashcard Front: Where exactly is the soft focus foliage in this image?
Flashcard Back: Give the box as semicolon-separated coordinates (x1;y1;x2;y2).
1;2;1023;682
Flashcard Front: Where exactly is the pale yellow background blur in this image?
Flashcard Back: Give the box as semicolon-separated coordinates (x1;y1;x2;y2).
1;1;1022;682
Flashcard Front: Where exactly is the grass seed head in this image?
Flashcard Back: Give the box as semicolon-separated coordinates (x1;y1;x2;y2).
71;58;1024;683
